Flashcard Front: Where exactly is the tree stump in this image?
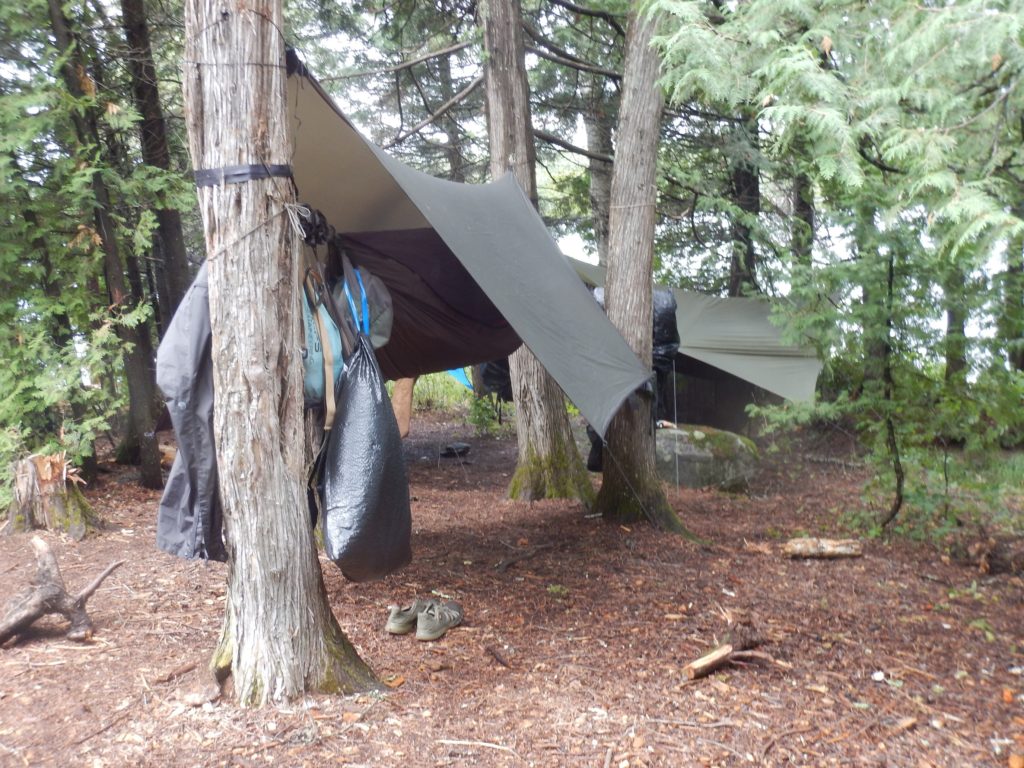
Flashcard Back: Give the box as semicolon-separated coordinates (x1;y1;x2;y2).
0;536;123;646
5;454;95;540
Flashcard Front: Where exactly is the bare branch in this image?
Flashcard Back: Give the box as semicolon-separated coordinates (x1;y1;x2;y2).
534;128;612;164
73;559;126;603
525;45;620;81
546;0;626;36
523;20;607;73
319;40;474;82
384;74;484;148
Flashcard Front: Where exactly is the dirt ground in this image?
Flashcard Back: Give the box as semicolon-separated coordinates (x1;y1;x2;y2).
1;416;1022;767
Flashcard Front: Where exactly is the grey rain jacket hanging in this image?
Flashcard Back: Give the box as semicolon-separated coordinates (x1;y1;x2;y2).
156;264;225;561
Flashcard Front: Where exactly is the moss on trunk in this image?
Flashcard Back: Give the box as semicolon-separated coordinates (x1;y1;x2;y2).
6;457;97;541
595;466;702;542
315;613;381;695
212;603;379;705
507;443;595;506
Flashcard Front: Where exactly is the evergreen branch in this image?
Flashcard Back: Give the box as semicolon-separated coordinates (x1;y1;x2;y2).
524;45;621;81
383;74;483;148
534;128;612;164
319;40;474;81
545;0;626;36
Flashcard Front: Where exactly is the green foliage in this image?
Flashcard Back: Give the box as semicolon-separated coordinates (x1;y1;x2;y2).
410;372;471;415
467;391;513;437
0;0;194;503
654;0;1024;536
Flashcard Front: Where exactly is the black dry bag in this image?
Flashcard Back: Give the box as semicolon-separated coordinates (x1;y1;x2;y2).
321;333;412;581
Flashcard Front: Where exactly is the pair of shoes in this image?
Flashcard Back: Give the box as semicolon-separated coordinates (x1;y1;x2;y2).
385;598;434;635
385;599;463;641
414;600;463;641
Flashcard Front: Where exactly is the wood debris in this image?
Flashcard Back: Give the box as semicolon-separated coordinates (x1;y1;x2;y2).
783;538;863;559
0;536;123;646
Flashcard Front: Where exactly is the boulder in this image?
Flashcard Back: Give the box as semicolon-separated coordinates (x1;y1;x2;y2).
655;425;759;492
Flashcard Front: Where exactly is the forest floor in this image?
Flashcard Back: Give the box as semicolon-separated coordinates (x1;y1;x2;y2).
0;414;1022;767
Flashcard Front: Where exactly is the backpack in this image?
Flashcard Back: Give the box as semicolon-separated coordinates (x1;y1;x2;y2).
301;263;351;429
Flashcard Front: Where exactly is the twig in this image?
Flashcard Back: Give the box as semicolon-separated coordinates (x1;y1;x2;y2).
646;717;739;729
74;559;125;603
319;40;473;81
730;650;790;668
436;739;519;757
485;644;513;669
152;660;198;684
72;708;132;746
695;737;747;761
534;129;612;164
761;724;814;761
384;75;483;148
524;45;620;80
494;543;555;573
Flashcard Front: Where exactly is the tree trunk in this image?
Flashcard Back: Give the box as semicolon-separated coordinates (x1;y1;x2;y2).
879;247;904;528
943;269;968;386
120;0;192;331
182;0;376;705
792;173;815;267
584;78;614;267
437;50;467;183
1002;238;1024;372
593;9;688;534
46;0;162;491
480;0;593;505
727;113;760;297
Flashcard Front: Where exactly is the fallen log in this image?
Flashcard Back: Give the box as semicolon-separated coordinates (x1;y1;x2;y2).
783;538;863;559
0;536;124;646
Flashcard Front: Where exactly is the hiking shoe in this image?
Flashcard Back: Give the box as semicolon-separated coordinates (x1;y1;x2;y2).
385;599;436;635
415;600;463;641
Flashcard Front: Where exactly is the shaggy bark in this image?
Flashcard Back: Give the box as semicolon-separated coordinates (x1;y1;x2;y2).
480;0;592;505
584;78;614;266
593;9;688;534
182;0;376;705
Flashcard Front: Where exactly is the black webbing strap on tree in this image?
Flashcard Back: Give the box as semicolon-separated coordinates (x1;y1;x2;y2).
194;163;293;187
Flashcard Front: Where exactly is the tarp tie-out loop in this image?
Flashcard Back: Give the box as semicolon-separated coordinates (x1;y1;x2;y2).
194;163;293;188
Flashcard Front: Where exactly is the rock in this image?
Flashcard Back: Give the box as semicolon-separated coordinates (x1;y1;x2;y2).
440;442;471;458
655;425;758;492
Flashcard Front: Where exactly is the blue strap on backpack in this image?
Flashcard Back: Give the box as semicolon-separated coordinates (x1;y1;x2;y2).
342;268;370;336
